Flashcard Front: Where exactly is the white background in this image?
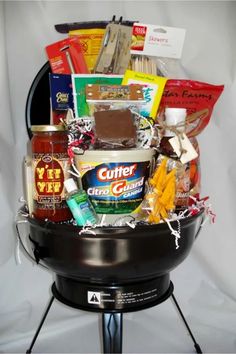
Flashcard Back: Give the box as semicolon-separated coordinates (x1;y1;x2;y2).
0;1;236;353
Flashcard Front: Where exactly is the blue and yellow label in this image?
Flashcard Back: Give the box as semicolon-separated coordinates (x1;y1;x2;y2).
80;161;149;214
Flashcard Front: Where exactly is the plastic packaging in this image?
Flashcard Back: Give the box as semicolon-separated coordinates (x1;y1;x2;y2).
158;108;191;209
130;23;186;78
157;81;224;200
159;108;187;158
72;74;122;117
94;23;132;74
144;154;190;219
93;109;137;149
86;84;145;115
158;79;224;137
45;37;89;75
141;157;176;223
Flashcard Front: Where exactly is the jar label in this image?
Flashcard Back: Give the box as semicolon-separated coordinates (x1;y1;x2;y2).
32;153;69;209
78;161;150;214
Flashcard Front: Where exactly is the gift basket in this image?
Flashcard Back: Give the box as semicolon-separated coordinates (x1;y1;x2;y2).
17;17;224;354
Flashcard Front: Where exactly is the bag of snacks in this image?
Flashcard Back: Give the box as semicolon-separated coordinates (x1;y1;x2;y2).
158;79;224;137
157;79;224;200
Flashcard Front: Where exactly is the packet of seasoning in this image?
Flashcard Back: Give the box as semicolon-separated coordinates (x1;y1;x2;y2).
94;109;137;149
86;84;145;115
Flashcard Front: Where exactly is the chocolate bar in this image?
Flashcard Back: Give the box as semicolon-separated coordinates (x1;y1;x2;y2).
94;109;137;149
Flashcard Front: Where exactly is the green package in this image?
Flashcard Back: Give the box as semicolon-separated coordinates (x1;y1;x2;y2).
72;74;123;117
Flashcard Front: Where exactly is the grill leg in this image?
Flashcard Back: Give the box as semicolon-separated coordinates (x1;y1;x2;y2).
171;293;203;354
102;313;123;353
26;295;54;354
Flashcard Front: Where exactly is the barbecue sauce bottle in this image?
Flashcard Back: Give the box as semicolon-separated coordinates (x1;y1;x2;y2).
31;125;72;222
159;108;190;209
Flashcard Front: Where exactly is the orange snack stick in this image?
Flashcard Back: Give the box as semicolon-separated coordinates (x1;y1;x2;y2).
148;212;161;224
163;169;176;189
153;200;161;217
159;179;175;206
155;168;167;195
150;158;167;187
160;206;168;219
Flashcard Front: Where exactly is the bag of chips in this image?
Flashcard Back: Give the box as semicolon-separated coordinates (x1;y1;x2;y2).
158;79;224;137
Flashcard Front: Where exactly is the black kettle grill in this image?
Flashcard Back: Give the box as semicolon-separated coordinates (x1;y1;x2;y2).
23;20;204;353
22;208;203;354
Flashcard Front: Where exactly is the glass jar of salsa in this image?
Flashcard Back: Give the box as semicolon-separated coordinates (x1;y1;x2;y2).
31;125;72;222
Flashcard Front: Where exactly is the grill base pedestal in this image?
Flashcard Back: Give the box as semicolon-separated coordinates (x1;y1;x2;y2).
53;274;172;312
26;280;202;354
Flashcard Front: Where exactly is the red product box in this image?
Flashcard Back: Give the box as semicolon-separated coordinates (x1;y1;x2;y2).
46;37;89;75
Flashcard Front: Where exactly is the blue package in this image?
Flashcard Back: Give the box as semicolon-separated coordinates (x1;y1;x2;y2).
49;73;74;110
